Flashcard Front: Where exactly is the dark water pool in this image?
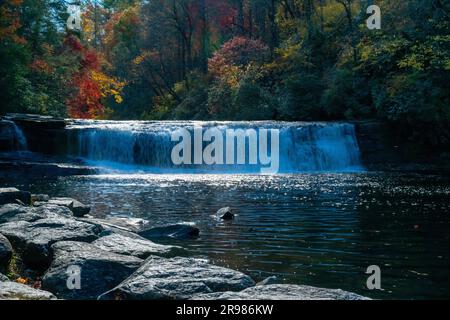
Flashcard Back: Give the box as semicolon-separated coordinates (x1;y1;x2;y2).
2;172;450;299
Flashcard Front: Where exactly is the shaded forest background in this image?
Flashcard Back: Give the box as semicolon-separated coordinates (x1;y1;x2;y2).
0;0;449;146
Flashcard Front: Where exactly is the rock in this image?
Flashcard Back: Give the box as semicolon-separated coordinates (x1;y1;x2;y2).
0;281;57;300
81;216;149;233
191;284;370;300
0;161;98;178
0;188;31;206
138;224;200;240
42;241;143;300
92;234;184;259
0;203;73;224
42;197;90;217
0;234;13;268
0;217;103;269
2;114;67;155
216;207;235;220
256;276;278;286
0;273;8;282
31;194;49;202
0;120;17;151
99;256;255;300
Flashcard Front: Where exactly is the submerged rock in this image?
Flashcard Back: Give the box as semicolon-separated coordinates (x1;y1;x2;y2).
92;234;184;259
138;224;200;240
42;241;143;300
191;284;370;300
0;281;57;300
216;207;235;220
99;256;255;300
0;234;13;268
0;203;73;224
0;188;31;206
0;217;103;269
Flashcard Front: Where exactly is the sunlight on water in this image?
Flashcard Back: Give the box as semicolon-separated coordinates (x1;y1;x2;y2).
4;172;450;300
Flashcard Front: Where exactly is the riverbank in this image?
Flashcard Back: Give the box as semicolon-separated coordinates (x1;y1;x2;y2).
0;187;369;300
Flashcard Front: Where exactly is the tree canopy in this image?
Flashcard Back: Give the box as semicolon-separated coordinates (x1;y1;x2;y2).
0;0;449;144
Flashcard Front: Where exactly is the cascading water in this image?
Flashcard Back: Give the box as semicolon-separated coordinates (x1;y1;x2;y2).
4;120;28;151
67;120;363;173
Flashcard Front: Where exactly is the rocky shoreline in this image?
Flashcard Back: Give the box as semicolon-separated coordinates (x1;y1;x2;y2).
0;187;369;300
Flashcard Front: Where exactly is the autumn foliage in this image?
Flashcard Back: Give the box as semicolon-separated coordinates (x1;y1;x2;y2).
64;36;124;119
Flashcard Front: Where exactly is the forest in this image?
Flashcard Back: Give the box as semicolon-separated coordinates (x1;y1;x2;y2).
0;0;449;146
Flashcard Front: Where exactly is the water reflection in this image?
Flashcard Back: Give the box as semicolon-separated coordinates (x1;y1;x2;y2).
2;172;450;299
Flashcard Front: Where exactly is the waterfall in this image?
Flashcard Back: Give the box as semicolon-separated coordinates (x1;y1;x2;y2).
3;120;28;151
67;120;363;173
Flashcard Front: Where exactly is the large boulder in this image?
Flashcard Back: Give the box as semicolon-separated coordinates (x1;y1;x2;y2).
0;281;57;300
92;234;184;259
138;223;200;240
0;188;31;206
99;256;255;300
0;203;73;224
191;284;370;300
0;217;103;269
42;241;143;300
0;234;13;268
35;197;90;217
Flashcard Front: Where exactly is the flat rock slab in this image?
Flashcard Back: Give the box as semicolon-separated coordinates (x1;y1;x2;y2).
81;216;149;233
42;241;143;300
0;203;73;224
92;234;184;259
99;256;255;300
138;224;200;240
0;233;13;267
35;197;90;217
0;217;103;269
0;188;31;206
0;281;56;300
191;284;370;300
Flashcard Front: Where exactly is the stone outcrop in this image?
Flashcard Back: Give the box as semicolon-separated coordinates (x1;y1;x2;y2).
0;217;103;269
0;188;31;206
0;234;13;268
0;203;73;224
92;233;183;259
191;284;370;300
42;241;143;300
2;113;67;155
99;256;255;300
0;281;56;300
34;197;90;217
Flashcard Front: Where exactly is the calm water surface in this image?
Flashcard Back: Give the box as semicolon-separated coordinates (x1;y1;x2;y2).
2;172;450;299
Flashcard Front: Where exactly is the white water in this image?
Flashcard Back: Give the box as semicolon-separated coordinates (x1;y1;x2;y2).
67;120;363;173
5;120;28;151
